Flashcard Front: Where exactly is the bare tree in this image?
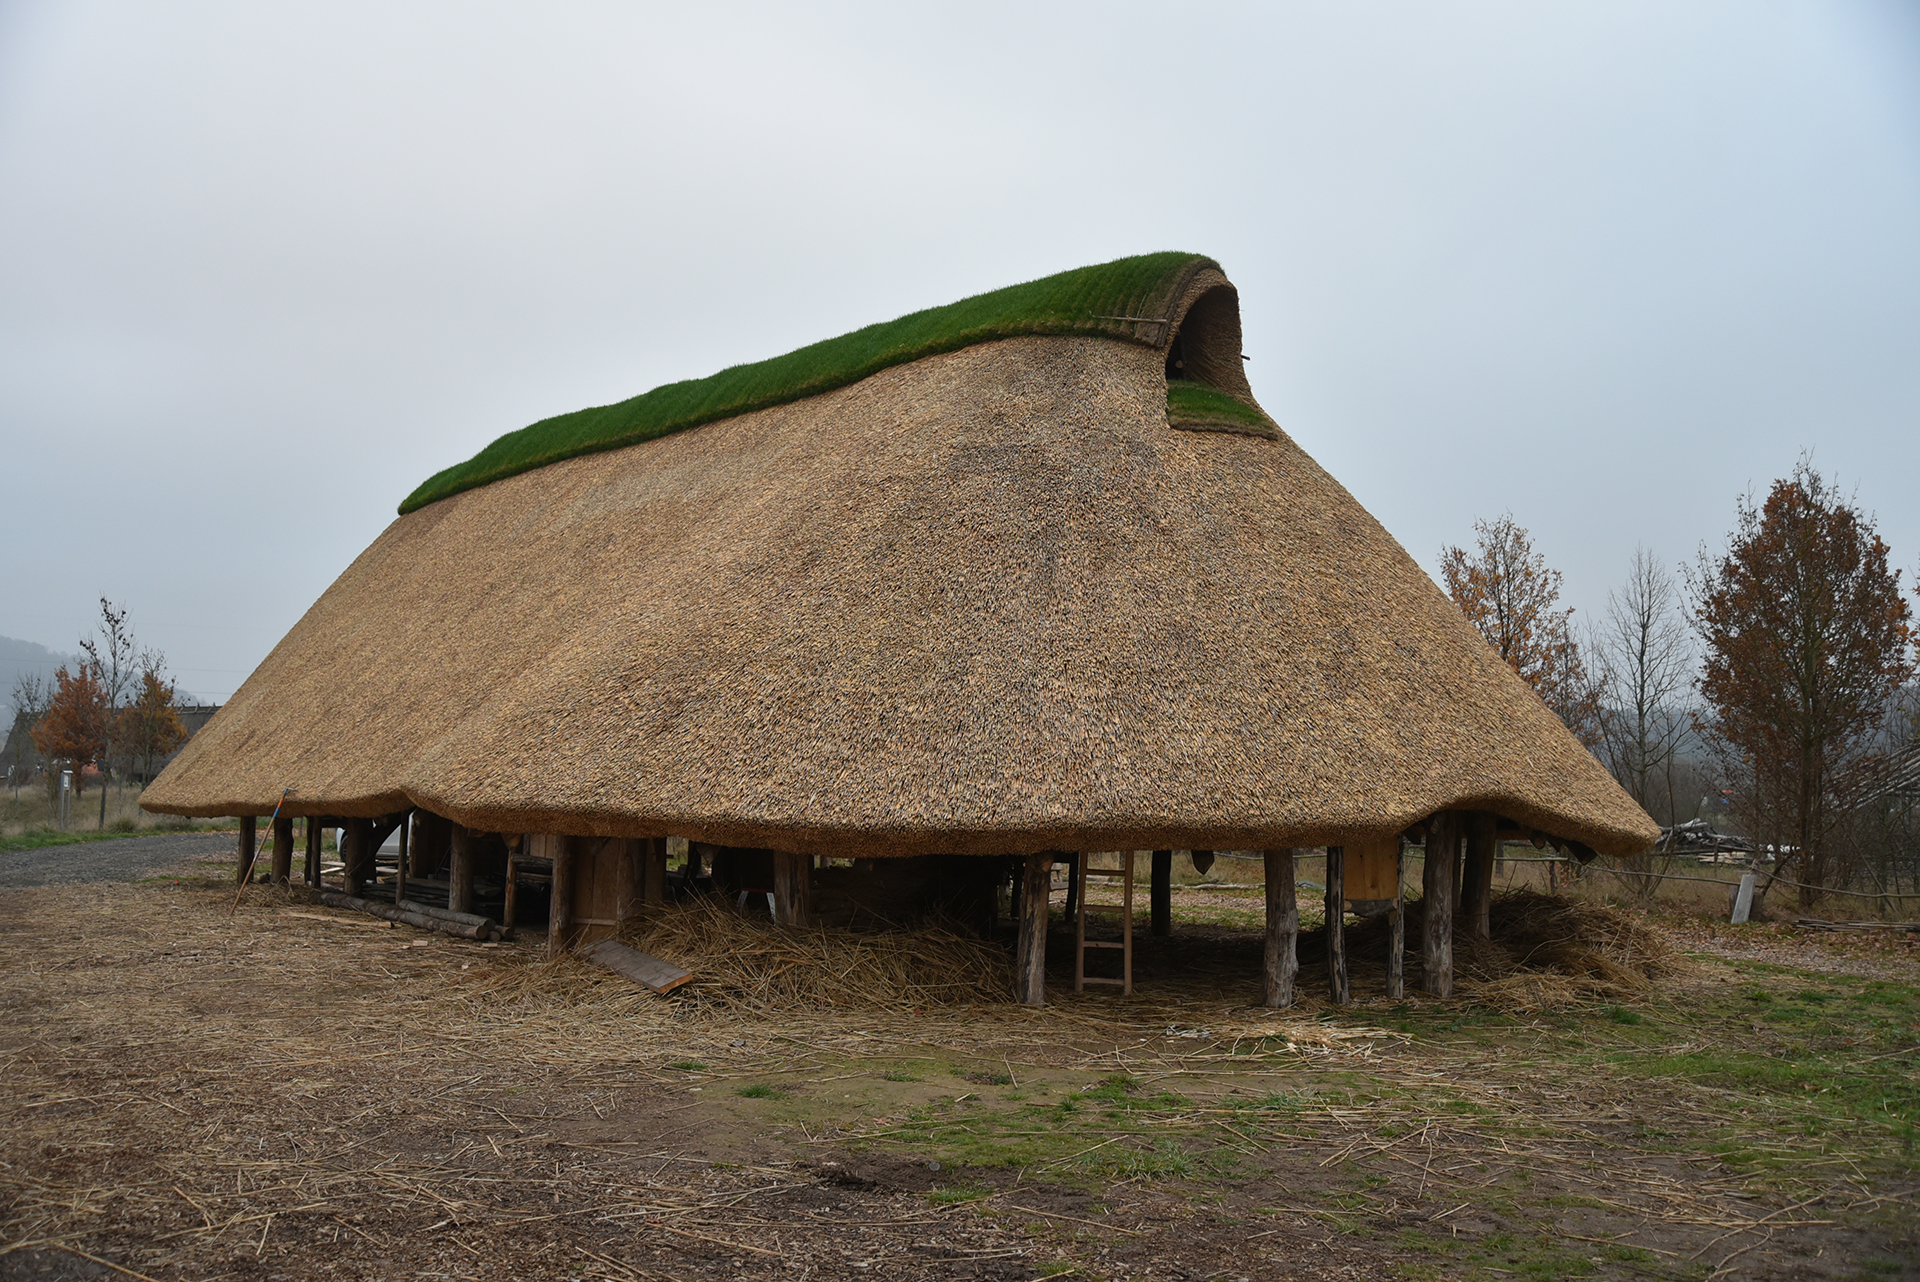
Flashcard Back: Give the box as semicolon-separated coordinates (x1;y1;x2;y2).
78;598;138;830
1593;547;1695;823
6;671;49;800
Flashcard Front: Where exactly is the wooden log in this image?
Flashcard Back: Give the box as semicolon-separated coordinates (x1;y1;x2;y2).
235;815;257;886
393;898;499;933
1016;853;1054;1006
270;815;294;886
579;939;693;993
644;838;668;906
1325;845;1349;1004
1263;848;1298;1009
312;890;491;939
1150;849;1173;937
773;849;810;927
1422;812;1458;997
544;834;574;959
1462;811;1497;940
1387;838;1407;1000
342;819;372;895
447;823;475;916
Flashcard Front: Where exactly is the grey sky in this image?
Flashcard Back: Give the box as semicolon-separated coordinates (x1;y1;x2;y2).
3;1;1916;706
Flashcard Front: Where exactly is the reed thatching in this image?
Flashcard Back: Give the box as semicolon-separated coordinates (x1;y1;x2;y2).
143;255;1659;859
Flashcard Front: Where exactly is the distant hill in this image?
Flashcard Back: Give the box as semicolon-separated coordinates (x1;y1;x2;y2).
1;635;79;717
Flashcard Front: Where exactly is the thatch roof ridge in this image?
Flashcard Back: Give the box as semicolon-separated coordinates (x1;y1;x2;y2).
400;252;1220;514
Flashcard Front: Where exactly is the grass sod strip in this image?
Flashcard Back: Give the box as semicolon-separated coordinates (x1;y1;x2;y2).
1165;381;1278;436
400;252;1218;513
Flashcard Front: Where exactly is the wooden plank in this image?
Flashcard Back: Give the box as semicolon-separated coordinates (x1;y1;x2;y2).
773;849;810;927
581;938;693;992
1422;812;1458;997
1016;853;1054;1006
1150;849;1172;937
1325;845;1349;1005
1344;835;1400;901
447;823;475;915
1461;811;1497;940
1263;848;1298;1009
270;815;294;886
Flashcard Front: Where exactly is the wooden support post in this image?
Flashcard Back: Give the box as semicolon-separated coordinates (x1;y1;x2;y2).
410;811;451;878
644;838;668;906
1061;852;1080;924
1387;838;1407;1000
235;816;257;886
1461;811;1496;940
546;834;574;959
342;818;372;896
448;824;475;915
1421;812;1458;997
394;814;409;904
1326;846;1350;1003
269;815;293;886
304;817;321;887
1263;848;1298;1008
1016;853;1054;1006
773;850;811;927
1150;849;1172;936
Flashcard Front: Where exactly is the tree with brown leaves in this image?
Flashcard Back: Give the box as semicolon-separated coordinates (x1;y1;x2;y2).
1689;461;1916;907
116;662;187;786
31;664;107;795
1441;514;1602;746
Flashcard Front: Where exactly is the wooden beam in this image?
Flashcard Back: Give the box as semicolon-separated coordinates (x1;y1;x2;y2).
644;838;668;906
304;817;321;887
270;815;293;886
1421;812;1458;997
1325;845;1349;1004
544;834;574;959
1150;849;1172;936
1461;810;1497;940
1263;848;1298;1008
447;824;475;915
773;849;810;927
235;815;257;887
1387;838;1407;1000
342;819;372;897
1015;853;1054;1006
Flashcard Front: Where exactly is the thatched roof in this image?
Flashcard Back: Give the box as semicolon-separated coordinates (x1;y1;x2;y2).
143;255;1658;858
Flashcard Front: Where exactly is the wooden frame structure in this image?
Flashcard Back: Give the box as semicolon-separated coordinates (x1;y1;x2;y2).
1072;850;1135;996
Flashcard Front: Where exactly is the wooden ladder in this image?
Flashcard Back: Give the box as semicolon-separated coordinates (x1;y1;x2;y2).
1073;851;1135;995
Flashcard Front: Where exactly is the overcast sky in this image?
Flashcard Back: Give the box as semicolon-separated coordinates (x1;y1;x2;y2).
3;1;1916;706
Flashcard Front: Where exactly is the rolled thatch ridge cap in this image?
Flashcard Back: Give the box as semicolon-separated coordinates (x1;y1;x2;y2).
399;251;1221;514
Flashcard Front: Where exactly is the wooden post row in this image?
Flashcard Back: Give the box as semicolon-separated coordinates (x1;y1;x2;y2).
1422;812;1458;997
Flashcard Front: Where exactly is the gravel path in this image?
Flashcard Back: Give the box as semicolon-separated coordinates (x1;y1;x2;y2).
0;832;238;889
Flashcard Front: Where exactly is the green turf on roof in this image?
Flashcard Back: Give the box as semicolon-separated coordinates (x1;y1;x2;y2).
400;252;1220;513
1165;382;1279;439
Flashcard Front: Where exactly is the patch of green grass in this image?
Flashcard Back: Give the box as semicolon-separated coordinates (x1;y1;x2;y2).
1604;1006;1643;1025
1165;381;1276;436
1080;1073;1141;1103
881;1070;921;1082
0;825;182;853
736;1083;783;1099
928;1183;993;1205
668;1060;706;1072
401;252;1218;513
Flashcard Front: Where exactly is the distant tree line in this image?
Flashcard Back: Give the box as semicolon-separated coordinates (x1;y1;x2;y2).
1444;458;1917;906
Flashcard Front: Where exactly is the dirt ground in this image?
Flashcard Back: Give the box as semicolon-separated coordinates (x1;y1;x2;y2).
2;854;1917;1281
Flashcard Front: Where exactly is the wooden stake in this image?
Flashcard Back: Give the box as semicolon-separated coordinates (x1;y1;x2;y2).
773;850;810;927
1387;837;1407;1000
1422;812;1458;997
447;824;474;915
1263;848;1298;1008
1325;845;1349;1004
1150;849;1172;937
1016;853;1054;1006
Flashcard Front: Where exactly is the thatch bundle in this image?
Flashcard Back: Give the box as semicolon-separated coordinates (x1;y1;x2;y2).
142;253;1657;861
